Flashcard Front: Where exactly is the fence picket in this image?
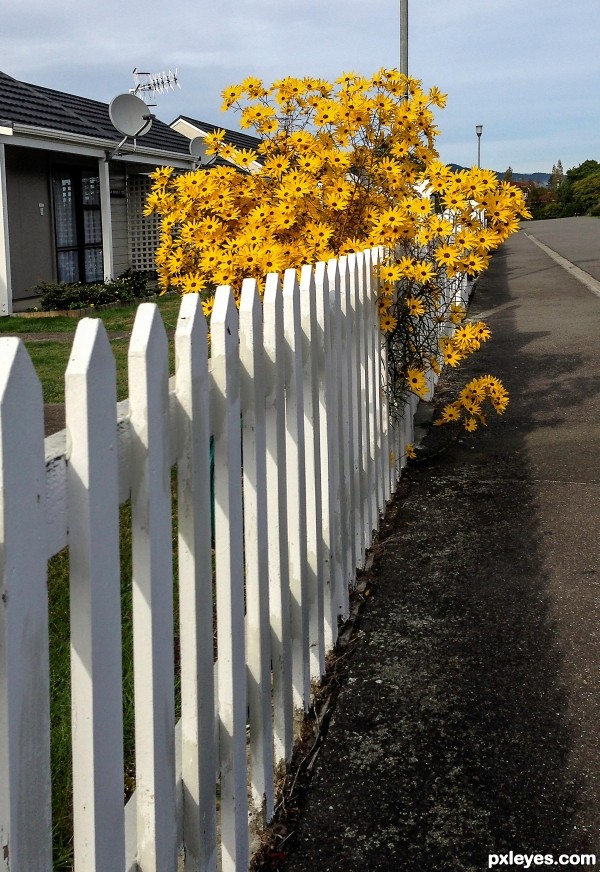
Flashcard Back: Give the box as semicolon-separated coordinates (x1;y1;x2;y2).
327;259;350;621
282;269;310;711
0;338;51;871
369;248;386;516
239;278;275;823
356;251;373;551
65;319;125;872
129;303;177;872
347;254;365;570
314;261;336;649
299;265;325;681
336;257;355;589
175;294;217;872
263;275;294;765
210;287;249;872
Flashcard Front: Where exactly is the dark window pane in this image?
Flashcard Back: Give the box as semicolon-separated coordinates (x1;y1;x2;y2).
84;248;103;282
53;176;77;247
57;250;79;283
82;174;100;206
83;209;102;245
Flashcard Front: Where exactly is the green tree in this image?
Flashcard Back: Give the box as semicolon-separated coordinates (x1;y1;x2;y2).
548;160;564;191
571;171;600;215
557;159;600;215
503;166;513;182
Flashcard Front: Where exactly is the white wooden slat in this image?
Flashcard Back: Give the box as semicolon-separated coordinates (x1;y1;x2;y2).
263;274;294;765
210;287;249;872
239;278;275;823
174;294;217;872
299;264;325;681
0;338;52;871
357;250;373;551
282;268;311;712
379;326;393;503
326;258;349;622
65;319;125;872
364;249;380;531
313;261;336;651
337;256;355;589
129;303;177;872
347;253;365;571
370;247;387;514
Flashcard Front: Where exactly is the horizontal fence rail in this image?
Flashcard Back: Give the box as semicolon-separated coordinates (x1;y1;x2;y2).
0;249;467;871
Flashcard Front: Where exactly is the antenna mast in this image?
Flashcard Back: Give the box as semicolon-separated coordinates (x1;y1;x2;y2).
400;0;408;78
131;68;180;103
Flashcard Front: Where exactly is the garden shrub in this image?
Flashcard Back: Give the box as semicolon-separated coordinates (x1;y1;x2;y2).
35;270;150;311
146;69;530;433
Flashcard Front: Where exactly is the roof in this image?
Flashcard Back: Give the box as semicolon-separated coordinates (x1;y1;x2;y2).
0;70;192;156
173;115;261;152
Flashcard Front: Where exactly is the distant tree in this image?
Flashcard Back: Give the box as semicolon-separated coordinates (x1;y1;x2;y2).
548;161;565;191
520;181;553;219
503;166;513;182
571;171;600;215
557;159;600;216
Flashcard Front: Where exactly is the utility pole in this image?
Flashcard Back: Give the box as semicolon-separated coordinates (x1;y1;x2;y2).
400;0;408;77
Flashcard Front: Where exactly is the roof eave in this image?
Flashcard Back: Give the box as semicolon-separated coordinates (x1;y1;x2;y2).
4;122;195;168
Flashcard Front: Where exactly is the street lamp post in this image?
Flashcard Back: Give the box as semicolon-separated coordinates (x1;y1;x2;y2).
476;124;483;168
400;0;408;78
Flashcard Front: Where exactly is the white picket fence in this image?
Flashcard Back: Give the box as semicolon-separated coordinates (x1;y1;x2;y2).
0;248;462;872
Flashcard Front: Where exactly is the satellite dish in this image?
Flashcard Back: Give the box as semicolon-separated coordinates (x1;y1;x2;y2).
189;135;215;166
109;93;153;138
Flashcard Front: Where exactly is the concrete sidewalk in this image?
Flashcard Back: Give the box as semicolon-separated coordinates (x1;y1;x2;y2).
277;228;600;871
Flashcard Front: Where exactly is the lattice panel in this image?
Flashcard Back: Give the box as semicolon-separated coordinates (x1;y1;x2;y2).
127;175;160;272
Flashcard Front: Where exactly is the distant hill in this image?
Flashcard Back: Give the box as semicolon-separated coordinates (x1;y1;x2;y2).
448;164;551;186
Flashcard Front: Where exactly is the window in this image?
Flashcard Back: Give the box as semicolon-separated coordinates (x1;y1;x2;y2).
52;167;103;283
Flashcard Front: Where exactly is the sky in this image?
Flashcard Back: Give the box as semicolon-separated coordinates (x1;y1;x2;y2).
1;0;599;175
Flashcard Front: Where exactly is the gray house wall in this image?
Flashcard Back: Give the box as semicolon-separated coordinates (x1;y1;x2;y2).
5;146;55;300
109;163;129;276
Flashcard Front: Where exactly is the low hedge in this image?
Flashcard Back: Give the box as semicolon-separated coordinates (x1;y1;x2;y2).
34;269;151;311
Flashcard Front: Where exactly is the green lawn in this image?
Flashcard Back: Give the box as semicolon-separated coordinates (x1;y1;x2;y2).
1;294;182;404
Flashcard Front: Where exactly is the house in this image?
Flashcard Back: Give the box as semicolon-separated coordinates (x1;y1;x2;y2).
0;70;197;314
170;115;262;172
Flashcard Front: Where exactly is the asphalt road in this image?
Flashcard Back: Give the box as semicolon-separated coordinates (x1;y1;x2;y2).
524;216;600;284
276;218;600;872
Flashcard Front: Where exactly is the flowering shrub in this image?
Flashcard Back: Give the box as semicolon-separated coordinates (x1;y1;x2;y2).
145;68;529;431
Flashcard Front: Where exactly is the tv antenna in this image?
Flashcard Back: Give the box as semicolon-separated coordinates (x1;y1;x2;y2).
131;68;180;103
106;92;155;161
189;136;217;169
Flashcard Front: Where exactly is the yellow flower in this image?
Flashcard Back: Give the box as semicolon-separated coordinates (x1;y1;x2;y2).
221;83;244;109
201;295;215;318
413;261;436;284
179;272;205;294
464;417;478;432
405;443;417;460
379;263;403;282
441;345;463;367
406;296;425;316
406;367;428;398
380;313;398;333
435;402;462;425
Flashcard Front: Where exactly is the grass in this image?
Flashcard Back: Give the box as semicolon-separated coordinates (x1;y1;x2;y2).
1;294;182;404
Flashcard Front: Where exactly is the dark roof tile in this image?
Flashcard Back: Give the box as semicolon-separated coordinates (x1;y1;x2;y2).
0;70;192;156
